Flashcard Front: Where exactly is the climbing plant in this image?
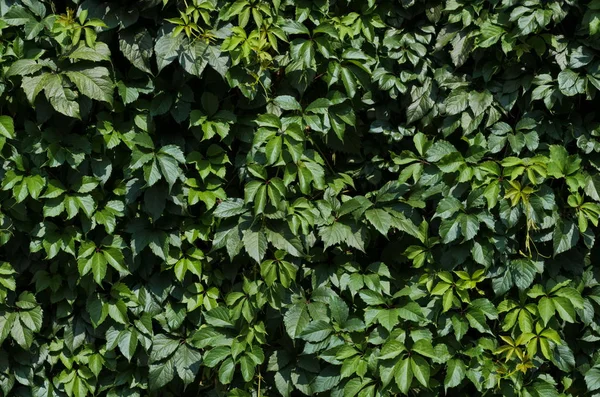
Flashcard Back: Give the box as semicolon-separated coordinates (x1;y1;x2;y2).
1;0;600;396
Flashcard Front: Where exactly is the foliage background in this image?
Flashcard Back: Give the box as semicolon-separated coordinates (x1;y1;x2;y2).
1;0;600;396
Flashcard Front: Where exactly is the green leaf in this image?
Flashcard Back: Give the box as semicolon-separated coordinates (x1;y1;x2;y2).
274;95;302;111
218;358;236;384
91;252;107;284
149;357;175;390
266;135;283;165
478;21;504;48
179;40;210;77
119;28;154;74
155;30;184;72
444;358;466;390
458;213;479;240
410;356;430;387
117;328;139;361
21;73;49;104
450;32;473;67
553;296;576;323
103;248;128;273
174;344;202;384
107;301;128;325
151;334;180;362
206;45;230;77
585;174;600;201
0;116;15;139
557;69;581;96
380;340;405;360
365;208;392;236
65;66;114;105
284;303;310;338
510;259;537;290
43;74;81;119
68;43;111;62
3;6;35;26
300;320;332;342
444;90;468;115
242;228;267;263
586;368;600;392
214;199;246;218
144;159;162;186
204;346;231;367
239;355;255;382
11;317;33;348
394;358;413;394
412;339;435;358
157;153;181;189
319;222;352;249
553;219;579;256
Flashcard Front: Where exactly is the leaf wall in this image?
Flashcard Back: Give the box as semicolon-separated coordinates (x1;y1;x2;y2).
0;0;600;396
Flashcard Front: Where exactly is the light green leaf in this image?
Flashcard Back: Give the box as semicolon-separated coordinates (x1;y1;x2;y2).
444;358;466;390
266;135;283;165
586;368;600;392
410;356;430;387
91;252;107;284
218;358;235;384
0;116;15;139
239;355;255;382
394;358;413;394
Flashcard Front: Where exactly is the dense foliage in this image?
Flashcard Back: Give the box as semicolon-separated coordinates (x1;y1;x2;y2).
1;0;600;396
